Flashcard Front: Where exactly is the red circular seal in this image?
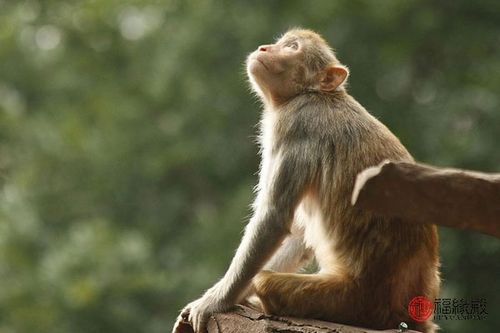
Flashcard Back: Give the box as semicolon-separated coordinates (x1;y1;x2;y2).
408;296;434;322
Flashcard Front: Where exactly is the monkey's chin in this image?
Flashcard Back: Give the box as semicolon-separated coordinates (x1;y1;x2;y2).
247;57;267;75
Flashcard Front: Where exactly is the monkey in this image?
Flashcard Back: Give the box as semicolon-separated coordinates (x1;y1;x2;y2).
173;29;440;333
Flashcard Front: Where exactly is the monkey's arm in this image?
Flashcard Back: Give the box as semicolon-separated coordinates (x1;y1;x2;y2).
173;147;313;333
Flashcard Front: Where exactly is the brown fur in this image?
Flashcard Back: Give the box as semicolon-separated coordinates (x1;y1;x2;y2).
173;29;440;333
248;30;440;333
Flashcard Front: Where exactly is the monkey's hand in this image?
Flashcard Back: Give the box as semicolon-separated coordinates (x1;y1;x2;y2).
172;286;234;333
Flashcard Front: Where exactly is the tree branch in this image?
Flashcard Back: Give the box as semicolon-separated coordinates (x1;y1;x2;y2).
176;305;420;333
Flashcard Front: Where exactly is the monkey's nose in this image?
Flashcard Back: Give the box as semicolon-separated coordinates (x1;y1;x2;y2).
258;45;268;52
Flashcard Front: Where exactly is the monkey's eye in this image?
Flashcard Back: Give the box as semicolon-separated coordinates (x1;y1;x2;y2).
285;41;299;50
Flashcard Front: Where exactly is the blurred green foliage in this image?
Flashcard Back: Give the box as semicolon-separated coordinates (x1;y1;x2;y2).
0;1;499;332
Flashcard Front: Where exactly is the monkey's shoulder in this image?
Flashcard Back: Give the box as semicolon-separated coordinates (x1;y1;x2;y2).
280;94;378;136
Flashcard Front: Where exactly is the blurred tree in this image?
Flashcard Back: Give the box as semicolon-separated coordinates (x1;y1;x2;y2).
0;1;498;332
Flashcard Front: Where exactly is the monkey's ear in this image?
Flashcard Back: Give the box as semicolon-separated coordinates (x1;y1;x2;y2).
319;65;349;91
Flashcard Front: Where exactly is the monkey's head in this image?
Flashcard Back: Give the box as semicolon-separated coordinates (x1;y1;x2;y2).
247;29;349;106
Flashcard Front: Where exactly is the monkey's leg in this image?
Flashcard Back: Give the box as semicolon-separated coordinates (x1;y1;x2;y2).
253;271;356;323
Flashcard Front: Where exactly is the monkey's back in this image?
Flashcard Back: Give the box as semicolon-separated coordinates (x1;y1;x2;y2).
280;92;440;332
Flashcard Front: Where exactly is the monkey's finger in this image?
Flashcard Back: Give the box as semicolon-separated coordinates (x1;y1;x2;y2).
188;309;199;332
189;313;197;333
194;313;209;333
180;307;190;320
191;311;200;333
187;309;193;323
